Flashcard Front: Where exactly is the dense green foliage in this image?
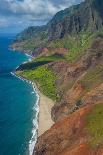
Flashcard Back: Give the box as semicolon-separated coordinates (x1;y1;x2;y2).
17;55;64;101
86;104;103;147
17;66;59;101
19;55;65;70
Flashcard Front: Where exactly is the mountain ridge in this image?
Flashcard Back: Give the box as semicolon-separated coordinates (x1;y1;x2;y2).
12;0;103;58
15;0;103;42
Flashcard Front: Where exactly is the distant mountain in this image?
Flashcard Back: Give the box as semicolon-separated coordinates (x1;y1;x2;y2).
48;0;103;40
16;25;48;41
16;0;103;42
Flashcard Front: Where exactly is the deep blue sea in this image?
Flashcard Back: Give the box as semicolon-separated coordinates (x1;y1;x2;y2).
0;34;38;155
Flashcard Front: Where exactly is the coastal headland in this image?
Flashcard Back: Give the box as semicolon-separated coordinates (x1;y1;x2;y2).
12;0;103;154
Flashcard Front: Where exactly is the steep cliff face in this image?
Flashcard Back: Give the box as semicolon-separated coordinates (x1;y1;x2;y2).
16;25;48;41
48;0;103;40
50;36;103;121
14;0;103;45
12;25;48;56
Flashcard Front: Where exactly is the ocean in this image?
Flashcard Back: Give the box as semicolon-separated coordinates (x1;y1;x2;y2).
0;34;38;155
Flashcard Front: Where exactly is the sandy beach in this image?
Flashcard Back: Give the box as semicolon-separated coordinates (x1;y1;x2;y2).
14;70;54;138
38;91;54;137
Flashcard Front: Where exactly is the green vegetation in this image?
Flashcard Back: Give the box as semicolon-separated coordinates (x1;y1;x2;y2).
47;29;103;63
17;66;59;101
17;55;64;101
48;32;94;62
20;37;48;50
22;41;36;50
33;54;65;63
86;104;103;147
20;55;65;70
81;64;103;91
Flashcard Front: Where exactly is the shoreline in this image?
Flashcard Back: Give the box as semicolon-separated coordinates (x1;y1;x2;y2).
11;72;39;155
32;82;54;137
11;50;54;154
11;71;54;154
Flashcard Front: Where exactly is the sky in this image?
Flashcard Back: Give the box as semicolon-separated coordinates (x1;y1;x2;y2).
0;0;84;34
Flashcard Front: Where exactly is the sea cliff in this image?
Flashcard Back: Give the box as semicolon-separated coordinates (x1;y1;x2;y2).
13;0;103;154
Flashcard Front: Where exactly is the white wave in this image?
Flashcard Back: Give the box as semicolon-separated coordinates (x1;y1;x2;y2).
11;71;40;155
31;92;34;94
29;58;32;62
15;65;20;70
25;53;33;59
29;84;40;155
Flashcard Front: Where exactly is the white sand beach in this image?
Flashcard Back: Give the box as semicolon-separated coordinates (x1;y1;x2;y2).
38;92;54;137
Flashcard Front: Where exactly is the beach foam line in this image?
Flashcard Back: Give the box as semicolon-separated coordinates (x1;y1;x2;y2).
25;53;33;62
11;71;40;155
15;53;33;72
25;53;33;58
29;84;40;155
10;48;33;59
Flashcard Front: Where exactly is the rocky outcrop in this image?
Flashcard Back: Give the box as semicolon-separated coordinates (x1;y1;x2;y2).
51;37;103;121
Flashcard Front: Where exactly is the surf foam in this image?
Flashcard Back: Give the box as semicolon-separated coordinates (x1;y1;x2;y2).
11;72;40;155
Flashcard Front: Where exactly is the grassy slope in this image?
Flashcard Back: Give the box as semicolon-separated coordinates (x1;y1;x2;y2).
51;28;103;63
81;64;103;91
17;55;64;101
17;30;103;102
15;31;96;62
14;30;48;51
48;32;95;62
17;66;58;101
86;103;103;147
33;54;65;63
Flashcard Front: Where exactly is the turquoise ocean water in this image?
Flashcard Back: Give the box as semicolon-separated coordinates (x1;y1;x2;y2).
0;34;38;155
